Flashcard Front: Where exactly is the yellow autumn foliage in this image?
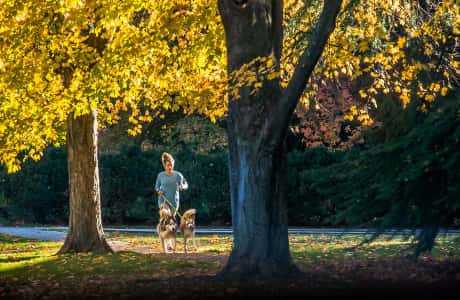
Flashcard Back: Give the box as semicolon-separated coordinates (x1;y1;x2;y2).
1;0;458;172
230;0;458;126
0;0;226;172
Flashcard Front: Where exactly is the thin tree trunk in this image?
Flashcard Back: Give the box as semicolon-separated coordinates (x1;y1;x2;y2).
58;110;112;254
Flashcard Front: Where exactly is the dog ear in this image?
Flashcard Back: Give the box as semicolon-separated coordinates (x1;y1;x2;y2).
186;209;196;217
160;202;171;211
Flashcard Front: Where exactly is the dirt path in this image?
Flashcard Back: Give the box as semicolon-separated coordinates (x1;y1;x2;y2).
109;241;229;267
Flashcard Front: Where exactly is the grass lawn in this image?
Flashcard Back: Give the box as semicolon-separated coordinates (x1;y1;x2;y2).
1;232;459;299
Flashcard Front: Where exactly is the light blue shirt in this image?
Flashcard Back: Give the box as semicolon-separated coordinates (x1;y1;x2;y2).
154;171;188;210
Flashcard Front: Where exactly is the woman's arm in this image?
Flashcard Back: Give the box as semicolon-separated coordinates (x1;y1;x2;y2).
178;172;188;190
155;173;163;195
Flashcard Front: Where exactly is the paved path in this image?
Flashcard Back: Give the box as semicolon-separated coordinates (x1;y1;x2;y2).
1;226;459;241
0;226;67;241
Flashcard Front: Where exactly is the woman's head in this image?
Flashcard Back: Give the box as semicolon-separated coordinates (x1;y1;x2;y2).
161;152;175;172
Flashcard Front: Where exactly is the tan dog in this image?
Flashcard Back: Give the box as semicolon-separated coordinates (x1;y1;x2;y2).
159;202;172;220
157;203;177;253
179;209;197;253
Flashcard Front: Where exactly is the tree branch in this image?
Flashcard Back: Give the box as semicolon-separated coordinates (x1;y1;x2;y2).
263;0;342;146
272;0;283;65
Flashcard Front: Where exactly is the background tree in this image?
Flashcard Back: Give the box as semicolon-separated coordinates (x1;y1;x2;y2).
294;0;460;255
0;0;226;253
290;0;459;254
295;0;458;148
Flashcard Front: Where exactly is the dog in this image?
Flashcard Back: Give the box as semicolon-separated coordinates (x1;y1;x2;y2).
157;202;177;253
159;202;173;220
179;209;197;253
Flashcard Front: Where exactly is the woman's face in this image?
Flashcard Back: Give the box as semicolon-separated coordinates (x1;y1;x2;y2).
164;161;173;173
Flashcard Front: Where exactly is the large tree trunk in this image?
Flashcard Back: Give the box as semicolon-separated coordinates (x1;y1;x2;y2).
58;110;112;254
223;122;295;277
218;0;293;278
218;0;342;278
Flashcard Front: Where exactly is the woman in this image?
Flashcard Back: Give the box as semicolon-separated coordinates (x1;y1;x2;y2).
155;152;188;216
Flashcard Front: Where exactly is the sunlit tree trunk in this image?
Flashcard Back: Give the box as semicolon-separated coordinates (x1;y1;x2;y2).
58;110;112;254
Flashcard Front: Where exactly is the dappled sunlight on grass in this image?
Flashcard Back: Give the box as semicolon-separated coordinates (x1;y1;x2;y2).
0;254;59;273
0;233;229;285
0;232;459;294
0;235;61;273
289;234;460;263
1;248;221;284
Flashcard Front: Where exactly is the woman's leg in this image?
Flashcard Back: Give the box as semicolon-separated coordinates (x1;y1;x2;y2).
158;197;166;210
175;200;179;216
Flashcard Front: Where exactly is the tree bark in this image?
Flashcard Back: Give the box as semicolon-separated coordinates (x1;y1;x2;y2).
217;0;341;278
58;110;112;254
223;125;295;278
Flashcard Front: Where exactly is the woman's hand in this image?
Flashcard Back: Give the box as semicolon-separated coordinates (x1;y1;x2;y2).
157;190;164;196
178;178;188;190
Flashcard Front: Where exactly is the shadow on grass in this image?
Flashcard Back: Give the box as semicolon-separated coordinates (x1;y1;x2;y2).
2;261;460;300
0;249;221;280
0;255;41;263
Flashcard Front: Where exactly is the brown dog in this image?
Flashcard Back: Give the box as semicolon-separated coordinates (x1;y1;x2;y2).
159;202;172;220
157;203;177;253
179;209;197;253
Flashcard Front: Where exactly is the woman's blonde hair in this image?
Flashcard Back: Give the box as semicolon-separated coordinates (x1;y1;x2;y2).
161;152;175;167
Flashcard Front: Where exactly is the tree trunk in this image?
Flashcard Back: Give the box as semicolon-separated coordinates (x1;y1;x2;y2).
218;0;295;278
58;110;112;254
218;0;342;278
223;124;296;278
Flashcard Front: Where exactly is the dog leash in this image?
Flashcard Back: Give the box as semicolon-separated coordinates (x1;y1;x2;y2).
159;194;183;219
